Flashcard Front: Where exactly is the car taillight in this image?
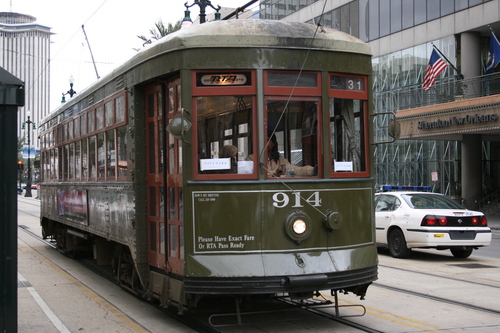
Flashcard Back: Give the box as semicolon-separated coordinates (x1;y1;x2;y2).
472;217;479;225
422;215;437;226
481;216;488;226
439;217;448;225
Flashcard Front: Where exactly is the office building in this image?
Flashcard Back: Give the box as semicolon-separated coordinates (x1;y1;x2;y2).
260;0;500;209
0;11;52;142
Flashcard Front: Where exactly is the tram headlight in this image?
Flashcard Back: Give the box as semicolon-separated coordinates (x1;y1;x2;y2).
284;210;311;244
292;219;307;234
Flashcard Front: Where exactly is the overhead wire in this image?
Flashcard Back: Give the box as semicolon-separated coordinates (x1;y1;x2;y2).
23;0;109;107
260;0;330;219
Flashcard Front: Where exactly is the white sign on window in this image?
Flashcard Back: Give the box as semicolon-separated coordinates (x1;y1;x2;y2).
334;161;353;172
200;158;231;171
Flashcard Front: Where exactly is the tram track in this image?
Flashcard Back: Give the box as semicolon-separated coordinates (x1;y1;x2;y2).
374;282;500;316
18;224;222;333
19;224;386;332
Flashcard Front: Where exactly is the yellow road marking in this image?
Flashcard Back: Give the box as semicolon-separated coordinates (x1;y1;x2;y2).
319;292;457;333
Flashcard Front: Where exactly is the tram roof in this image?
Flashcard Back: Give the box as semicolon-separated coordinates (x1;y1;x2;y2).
44;20;370;125
146;19;371;55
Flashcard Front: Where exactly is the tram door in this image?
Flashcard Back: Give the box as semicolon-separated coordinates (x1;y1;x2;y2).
165;78;184;275
145;78;184;274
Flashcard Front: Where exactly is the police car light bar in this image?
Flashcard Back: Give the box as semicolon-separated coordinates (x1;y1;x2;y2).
381;185;432;192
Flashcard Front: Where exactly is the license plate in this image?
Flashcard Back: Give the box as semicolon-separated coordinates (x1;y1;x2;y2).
433;234;445;238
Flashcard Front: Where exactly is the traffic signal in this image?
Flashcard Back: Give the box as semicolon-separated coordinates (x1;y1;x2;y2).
18;160;23;170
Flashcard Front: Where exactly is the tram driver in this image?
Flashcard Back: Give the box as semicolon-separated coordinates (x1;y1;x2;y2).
247;134;316;177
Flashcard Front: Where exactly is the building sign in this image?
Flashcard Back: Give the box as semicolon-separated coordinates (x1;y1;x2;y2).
397;102;500;140
418;114;498;130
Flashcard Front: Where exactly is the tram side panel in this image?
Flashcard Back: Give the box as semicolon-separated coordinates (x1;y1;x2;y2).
40;185;138;264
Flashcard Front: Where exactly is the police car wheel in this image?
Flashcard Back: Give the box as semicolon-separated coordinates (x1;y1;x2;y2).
388;229;411;258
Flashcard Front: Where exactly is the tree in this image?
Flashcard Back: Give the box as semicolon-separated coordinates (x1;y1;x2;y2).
136;19;182;49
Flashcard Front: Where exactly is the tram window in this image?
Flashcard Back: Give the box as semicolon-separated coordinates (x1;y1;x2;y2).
169;187;176;220
264;99;318;178
105;101;114;127
88;109;95;133
168;87;174;113
179;188;183;221
107;129;116;178
169;225;177;258
53;149;59;180
68;121;73;141
158;120;164;174
74;117;80;138
196;96;253;175
117;127;128;177
267;72;318;87
68;143;74;179
116;95;125;123
97;133;105;178
75;141;81;180
81;138;88;179
89;136;97;179
329;98;366;173
80;113;87;135
168;133;175;174
148;122;156;174
63;145;69;180
96;106;104;130
160;222;165;255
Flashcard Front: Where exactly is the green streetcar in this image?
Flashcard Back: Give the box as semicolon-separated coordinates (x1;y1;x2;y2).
39;19;378;313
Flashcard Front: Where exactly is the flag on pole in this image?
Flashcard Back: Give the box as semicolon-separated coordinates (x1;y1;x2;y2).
486;31;500;74
422;49;448;91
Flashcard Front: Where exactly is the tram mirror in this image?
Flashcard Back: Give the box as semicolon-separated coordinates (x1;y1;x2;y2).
388;118;400;141
373;112;400;144
166;112;192;140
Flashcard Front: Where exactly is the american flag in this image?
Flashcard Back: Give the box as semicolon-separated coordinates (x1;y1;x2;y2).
422;49;448;91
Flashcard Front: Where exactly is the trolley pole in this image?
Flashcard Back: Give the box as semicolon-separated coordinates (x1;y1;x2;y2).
0;68;24;333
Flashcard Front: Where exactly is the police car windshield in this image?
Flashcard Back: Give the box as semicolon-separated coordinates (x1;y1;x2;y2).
401;194;464;210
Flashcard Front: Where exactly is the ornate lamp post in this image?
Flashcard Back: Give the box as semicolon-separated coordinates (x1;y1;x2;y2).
22;111;36;197
183;0;221;25
61;75;77;103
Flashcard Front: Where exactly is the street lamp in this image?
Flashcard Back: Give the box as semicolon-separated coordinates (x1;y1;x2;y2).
61;75;77;103
21;111;36;197
183;0;221;25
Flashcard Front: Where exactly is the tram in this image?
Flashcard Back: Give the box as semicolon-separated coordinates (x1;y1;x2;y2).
38;19;378;312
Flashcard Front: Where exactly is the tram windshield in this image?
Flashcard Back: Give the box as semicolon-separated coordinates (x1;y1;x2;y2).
264;99;318;178
196;96;253;175
330;98;366;173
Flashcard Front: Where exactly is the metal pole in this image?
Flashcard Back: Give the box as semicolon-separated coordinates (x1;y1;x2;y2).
25;116;32;197
0;68;24;333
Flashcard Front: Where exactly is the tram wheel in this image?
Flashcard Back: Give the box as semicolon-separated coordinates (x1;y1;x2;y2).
388;229;411;258
450;247;473;258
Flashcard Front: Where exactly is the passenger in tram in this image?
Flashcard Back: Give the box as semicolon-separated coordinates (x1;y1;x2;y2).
219;145;238;173
247;134;316;177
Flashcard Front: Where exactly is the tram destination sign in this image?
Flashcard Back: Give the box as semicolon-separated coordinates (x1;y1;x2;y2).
196;71;251;87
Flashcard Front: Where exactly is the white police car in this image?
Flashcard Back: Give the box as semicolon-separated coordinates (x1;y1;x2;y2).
375;186;492;258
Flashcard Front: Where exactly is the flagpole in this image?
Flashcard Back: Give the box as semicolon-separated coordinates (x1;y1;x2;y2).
431;42;464;79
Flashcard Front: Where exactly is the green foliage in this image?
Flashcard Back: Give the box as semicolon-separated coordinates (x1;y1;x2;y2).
136;19;182;49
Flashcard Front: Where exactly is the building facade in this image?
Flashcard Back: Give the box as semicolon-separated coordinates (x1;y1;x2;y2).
0;12;52;143
260;0;500;210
